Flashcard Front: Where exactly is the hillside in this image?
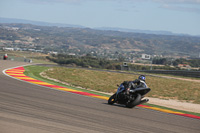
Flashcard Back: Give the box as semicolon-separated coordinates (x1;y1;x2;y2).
0;23;200;58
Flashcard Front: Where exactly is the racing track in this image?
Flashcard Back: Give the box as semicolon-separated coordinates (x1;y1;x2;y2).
0;60;199;133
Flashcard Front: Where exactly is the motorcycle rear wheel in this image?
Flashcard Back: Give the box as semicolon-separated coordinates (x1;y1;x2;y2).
108;93;116;105
126;94;141;108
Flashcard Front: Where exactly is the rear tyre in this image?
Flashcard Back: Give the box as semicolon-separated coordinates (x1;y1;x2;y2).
108;93;116;105
126;94;141;108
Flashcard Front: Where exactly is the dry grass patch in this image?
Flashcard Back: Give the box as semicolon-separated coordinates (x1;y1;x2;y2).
44;67;200;104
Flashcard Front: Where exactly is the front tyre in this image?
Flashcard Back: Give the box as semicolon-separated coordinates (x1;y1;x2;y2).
126;94;141;108
108;93;117;105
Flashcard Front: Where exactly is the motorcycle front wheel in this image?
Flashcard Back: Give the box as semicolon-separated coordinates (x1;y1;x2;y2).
108;93;117;105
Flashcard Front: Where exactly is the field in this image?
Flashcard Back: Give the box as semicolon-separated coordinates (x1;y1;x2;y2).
42;67;200;104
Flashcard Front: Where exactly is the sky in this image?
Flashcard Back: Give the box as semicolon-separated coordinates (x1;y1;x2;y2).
0;0;200;35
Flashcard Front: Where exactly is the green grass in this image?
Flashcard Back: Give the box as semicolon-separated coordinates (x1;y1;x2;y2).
24;65;50;81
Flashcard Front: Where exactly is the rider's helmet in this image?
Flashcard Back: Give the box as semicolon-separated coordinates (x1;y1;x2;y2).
138;75;146;82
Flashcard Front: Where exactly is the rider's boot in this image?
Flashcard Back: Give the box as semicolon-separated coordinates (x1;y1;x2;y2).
140;99;149;104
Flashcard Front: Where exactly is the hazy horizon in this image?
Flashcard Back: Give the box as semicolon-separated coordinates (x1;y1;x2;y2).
0;0;200;36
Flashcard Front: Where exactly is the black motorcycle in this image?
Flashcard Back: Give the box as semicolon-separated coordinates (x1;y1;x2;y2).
108;83;151;108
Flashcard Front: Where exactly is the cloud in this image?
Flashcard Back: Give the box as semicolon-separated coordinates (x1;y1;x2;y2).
23;0;85;5
161;4;200;13
152;0;200;4
22;0;200;5
129;0;200;4
155;0;200;14
22;0;200;13
127;0;200;13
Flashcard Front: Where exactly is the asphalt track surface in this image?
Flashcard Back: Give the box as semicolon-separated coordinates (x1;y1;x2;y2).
0;60;199;133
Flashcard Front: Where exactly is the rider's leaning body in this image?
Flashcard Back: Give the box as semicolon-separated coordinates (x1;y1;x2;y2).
117;75;148;94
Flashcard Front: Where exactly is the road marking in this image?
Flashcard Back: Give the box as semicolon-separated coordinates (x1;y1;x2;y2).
4;66;200;120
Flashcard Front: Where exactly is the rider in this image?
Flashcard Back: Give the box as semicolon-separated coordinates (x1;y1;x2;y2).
3;53;8;60
130;75;148;89
117;75;148;95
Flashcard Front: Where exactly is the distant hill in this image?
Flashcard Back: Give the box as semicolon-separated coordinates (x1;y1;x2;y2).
95;27;190;36
0;23;200;58
0;17;193;36
0;17;85;28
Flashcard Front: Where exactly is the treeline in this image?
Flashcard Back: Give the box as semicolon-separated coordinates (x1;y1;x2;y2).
152;58;200;67
152;58;169;65
46;54;121;69
47;54;181;71
173;58;200;67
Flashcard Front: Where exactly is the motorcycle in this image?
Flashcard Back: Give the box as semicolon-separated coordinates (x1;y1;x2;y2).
3;54;8;60
108;82;151;108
